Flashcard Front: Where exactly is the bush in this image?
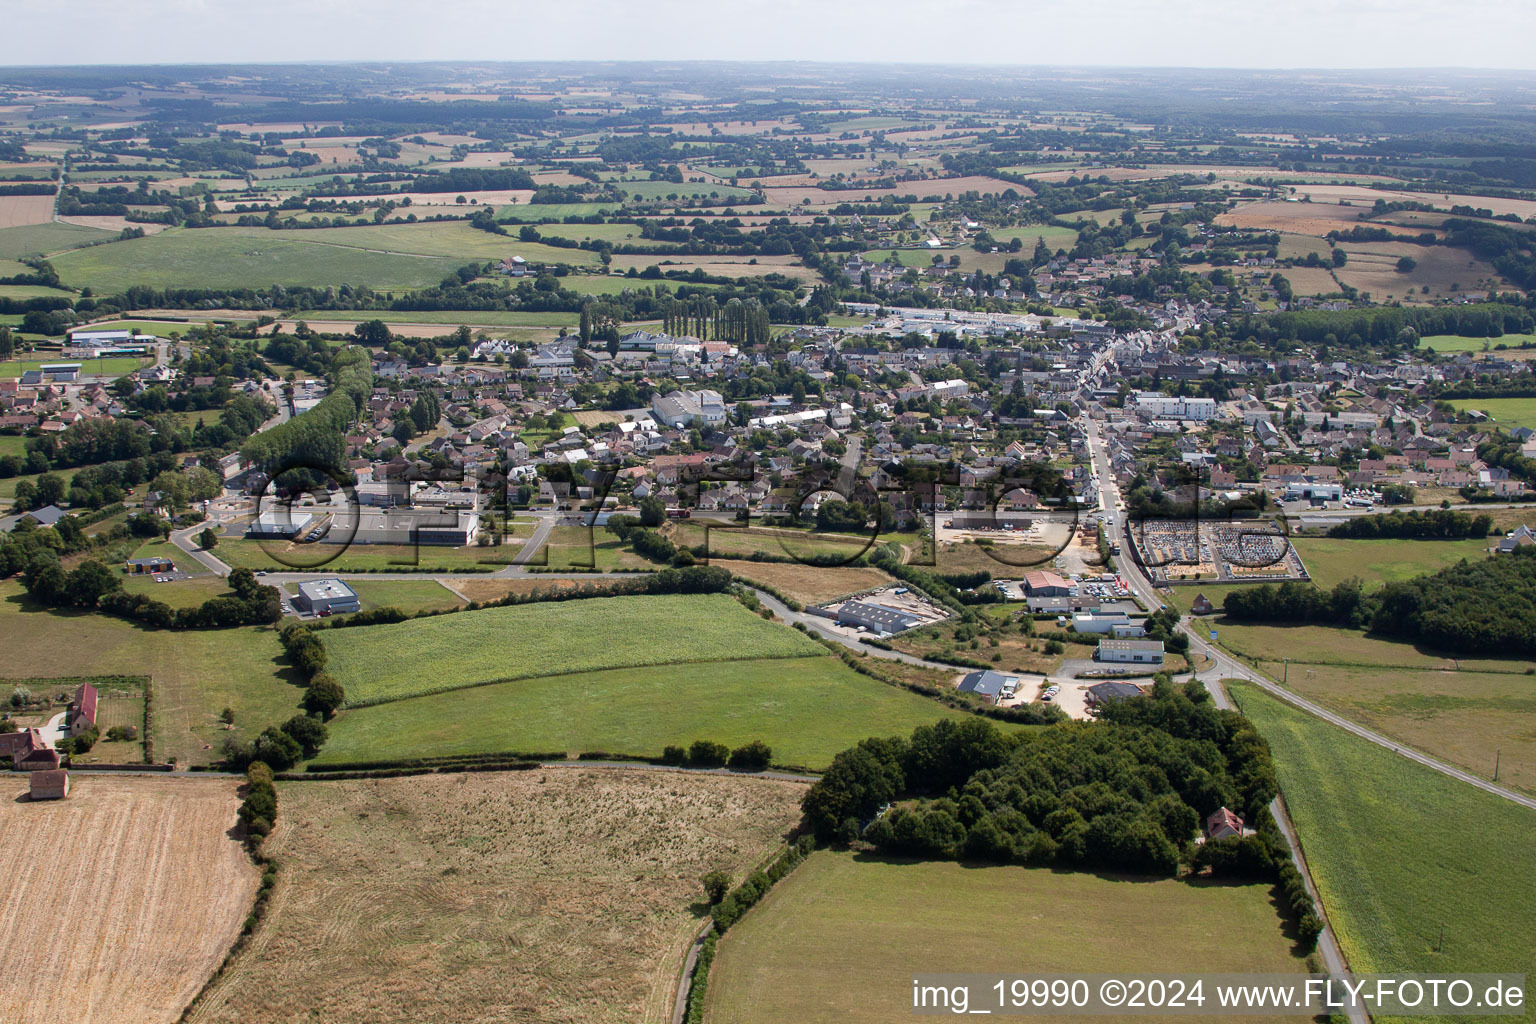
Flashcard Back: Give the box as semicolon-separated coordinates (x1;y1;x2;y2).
303;674;345;717
702;869;732;904
660;744;688;766
280;714;328;758
688;739;730;767
727;740;772;771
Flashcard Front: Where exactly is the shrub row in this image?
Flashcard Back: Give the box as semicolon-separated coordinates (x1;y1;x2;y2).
712;835;816;932
660;739;773;771
306;750;568;772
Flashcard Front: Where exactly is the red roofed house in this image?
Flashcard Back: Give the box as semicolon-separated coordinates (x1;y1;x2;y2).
1205;807;1244;841
0;728;62;771
69;682;98;736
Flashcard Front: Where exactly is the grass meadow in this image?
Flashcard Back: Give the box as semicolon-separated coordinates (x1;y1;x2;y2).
0;221;114;258
1289;535;1494;591
320;592;825;706
315;654;989;769
1229;683;1536;1017
1447;397;1536;431
704;851;1310;1024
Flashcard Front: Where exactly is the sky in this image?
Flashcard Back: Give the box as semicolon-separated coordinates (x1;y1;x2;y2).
8;0;1536;70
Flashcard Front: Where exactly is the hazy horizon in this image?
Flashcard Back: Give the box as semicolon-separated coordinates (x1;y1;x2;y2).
8;0;1536;72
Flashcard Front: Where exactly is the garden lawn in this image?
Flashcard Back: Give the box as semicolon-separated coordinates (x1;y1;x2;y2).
315;655;985;770
1229;682;1536;1020
321;592;825;706
705;851;1310;1024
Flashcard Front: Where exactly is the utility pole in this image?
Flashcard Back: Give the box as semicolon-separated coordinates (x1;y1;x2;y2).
1283;659;1289;685
1494;749;1500;782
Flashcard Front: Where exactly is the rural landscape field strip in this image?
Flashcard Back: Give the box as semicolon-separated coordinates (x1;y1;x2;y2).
704;851;1311;1024
1228;682;1536;1019
189;770;805;1024
0;776;259;1024
322;592;826;706
315;654;989;769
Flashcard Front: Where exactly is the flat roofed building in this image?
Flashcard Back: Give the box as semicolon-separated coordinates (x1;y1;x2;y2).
1096;638;1165;665
836;599;924;636
248;509;316;538
328;508;480;547
294;578;360;615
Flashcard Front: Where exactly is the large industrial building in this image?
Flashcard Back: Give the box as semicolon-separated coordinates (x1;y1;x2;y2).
1096;638;1165;665
327;508;480;546
247;509;316;538
835;599;925;635
294;578;360;615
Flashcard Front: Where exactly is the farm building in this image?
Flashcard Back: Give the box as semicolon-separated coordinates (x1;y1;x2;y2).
1085;681;1144;707
0;728;62;771
836;600;924;635
68;683;97;736
39;363;81;382
1095;638;1165;665
294;578;360;616
1023;570;1076;597
125;555;175;575
247;509;316;539
1205;807;1244;840
958;670;1019;704
29;769;69;800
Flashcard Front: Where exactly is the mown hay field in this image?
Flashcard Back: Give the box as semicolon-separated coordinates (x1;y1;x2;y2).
0;776;259;1024
322;592;826;706
1229;683;1536;1020
189;770;805;1024
705;851;1310;1024
315;654;984;769
713;559;893;605
0;194;55;228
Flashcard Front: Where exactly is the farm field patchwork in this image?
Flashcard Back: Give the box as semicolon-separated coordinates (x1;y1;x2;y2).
315;654;985;768
320;592;826;706
0;776;259;1024
188;770;804;1024
704;851;1310;1024
1229;683;1536;1016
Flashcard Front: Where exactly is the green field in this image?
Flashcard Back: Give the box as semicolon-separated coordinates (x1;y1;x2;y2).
294;578;464;616
321;592;826;706
0;283;74;300
615;180;756;201
1253;660;1536;794
705;851;1310;1024
264;221;600;266
1447;397;1536;431
0;580;300;766
51;227;455;292
122;573;231;609
0;221;114;258
1229;683;1536;1018
316;654;982;769
1290;535;1495;591
1419;334;1536;354
494;202;617;222
288;307;580;328
212;534;533;572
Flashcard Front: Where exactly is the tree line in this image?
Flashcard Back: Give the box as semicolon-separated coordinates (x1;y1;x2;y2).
1325;508;1493;539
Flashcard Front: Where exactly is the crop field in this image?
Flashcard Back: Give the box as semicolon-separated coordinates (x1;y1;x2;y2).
495;201;616;221
316;654;980;768
0;220;115;258
340;579;466;614
0;776;259;1024
0;580;301;766
189;770;804;1024
713;559;893;605
0;195;56;228
705;851;1310;1024
1289;536;1494;591
263;221;601;265
321;592;825;706
1417;333;1536;354
1253;661;1536;794
1229;683;1536;1012
49;227;462;292
211;534;528;572
1447;397;1536;431
1335;242;1505;299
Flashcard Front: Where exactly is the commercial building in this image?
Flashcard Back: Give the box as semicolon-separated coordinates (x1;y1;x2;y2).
125;556;175;575
1070;611;1131;634
650;389;727;428
327;508;480;546
247;509;316;538
958;670;1020;704
1022;570;1076;597
1085;681;1144;707
294;578;360;615
835;600;925;635
1095;638;1165;665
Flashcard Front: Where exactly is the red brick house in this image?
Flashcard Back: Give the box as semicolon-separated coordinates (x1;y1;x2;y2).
0;728;62;771
1205;807;1244;840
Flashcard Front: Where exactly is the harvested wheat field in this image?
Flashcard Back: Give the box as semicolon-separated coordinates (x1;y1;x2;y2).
714;558;893;605
0;194;55;228
447;576;633;603
189;769;806;1024
0;775;258;1024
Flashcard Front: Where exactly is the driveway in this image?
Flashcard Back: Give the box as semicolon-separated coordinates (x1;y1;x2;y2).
37;710;68;748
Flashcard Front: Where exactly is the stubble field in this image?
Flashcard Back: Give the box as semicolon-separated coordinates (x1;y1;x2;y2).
187;769;806;1024
0;776;259;1024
